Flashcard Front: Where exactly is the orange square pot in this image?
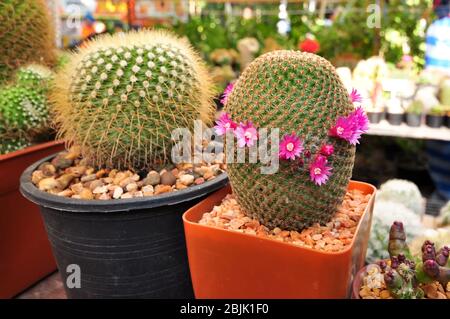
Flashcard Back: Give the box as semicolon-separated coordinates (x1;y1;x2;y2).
183;180;376;299
0;141;64;299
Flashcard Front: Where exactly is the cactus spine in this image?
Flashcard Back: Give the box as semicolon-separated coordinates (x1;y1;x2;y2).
52;30;215;170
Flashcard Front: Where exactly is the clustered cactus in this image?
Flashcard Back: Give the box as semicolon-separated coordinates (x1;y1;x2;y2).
225;51;357;230
52;30;215;170
0;65;53;155
374;221;450;299
0;0;56;84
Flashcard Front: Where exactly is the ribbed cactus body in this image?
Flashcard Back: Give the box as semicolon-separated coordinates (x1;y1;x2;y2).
225;51;355;231
0;0;56;84
0;85;49;133
52;30;214;170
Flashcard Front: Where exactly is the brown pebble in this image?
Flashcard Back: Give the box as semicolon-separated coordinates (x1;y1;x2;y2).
57;174;76;190
89;179;104;191
126;182;138;192
155;184;172;195
81;174;96;182
38;178;59;191
79;188;94;200
160;171;176;186
32;170;45;184
194;177;205;185
176;182;188;190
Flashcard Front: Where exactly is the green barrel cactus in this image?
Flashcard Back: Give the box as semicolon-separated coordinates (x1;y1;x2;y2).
52;30;215;170
0;134;31;155
0;85;50;134
15;64;53;89
225;51;357;231
0;0;56;84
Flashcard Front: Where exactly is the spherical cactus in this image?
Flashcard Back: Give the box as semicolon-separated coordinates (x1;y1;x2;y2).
225;51;357;231
0;85;50;134
377;179;424;215
15;64;53;89
0;135;31;155
52;30;215;170
0;0;56;84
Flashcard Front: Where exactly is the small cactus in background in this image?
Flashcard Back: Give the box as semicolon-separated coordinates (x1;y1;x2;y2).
0;134;31;155
0;65;54;155
377;179;424;215
0;85;50;134
380;222;450;298
367;201;424;263
52;30;215;170
224;51;361;231
0;0;56;84
15;64;53;89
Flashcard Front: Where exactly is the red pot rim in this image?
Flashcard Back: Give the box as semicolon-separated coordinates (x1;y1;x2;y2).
0;140;64;162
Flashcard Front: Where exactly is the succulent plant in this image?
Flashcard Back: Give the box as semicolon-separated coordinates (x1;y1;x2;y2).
428;104;446;116
225;51;356;231
0;134;31;155
0;85;50;134
0;0;56;84
405;100;424;115
375;221;450;299
52;30;215;170
367;201;424;263
15;64;53;90
376;179;424;215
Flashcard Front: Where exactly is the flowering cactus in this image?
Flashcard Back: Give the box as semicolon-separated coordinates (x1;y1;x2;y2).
223;51;368;230
52;30;215;170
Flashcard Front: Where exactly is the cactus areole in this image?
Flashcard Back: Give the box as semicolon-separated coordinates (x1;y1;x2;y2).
52;30;215;171
222;51;369;231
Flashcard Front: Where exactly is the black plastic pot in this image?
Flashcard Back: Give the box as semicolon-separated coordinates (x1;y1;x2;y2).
367;111;383;124
387;113;404;126
405;113;422;127
425;114;444;128
20;154;228;299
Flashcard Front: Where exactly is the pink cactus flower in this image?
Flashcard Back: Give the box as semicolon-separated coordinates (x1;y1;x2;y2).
220;83;234;105
309;155;333;186
320;144;334;157
279;133;304;160
214;112;237;136
349;88;362;104
329;107;369;145
235;121;258;148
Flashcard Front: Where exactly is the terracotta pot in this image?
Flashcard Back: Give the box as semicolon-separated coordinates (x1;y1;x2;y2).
0;141;64;298
351;265;368;299
183;180;376;299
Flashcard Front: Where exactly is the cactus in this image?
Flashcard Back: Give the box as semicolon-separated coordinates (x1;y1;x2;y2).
0;0;56;84
0;85;50;135
384;222;450;295
367;201;424;263
0;134;31;155
377;179;424;215
225;51;356;230
383;258;424;299
15;64;53;89
52;30;215;170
